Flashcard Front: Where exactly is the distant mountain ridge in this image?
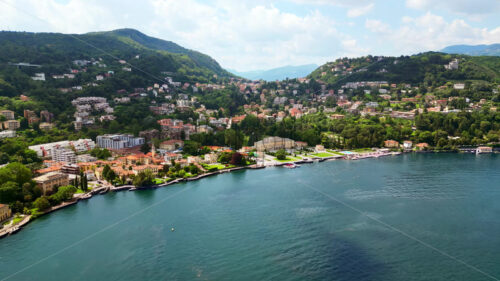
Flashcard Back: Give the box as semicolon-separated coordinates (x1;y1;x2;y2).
441;44;500;56
229;64;318;81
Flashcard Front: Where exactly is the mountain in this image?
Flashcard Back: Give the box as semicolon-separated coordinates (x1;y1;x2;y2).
441;44;500;56
229;64;318;81
0;28;233;82
308;52;500;87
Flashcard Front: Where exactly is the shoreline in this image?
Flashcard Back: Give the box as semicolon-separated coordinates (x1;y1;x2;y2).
1;150;496;239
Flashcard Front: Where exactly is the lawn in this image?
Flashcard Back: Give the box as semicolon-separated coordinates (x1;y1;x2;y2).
312;152;335;158
12;216;23;225
352;148;373;153
327;150;345;155
153;178;167;184
204;164;234;170
275;156;302;162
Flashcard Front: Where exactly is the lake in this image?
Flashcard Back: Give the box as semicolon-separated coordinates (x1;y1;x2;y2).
1;153;499;281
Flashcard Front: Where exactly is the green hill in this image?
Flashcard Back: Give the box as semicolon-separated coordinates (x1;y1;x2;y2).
308;52;500;87
0;29;232;83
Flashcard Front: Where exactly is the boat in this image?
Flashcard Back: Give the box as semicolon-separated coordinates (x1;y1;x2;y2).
171;227;175;232
128;187;137;191
283;163;297;169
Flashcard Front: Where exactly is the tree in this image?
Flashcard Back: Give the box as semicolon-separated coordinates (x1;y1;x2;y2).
189;164;200;175
90;148;111;160
82;174;88;191
230;152;243;165
218;151;232;164
33;196;51;211
132;170;154;187
0;181;20;203
140;142;151;154
183;141;201;155
276;149;287;160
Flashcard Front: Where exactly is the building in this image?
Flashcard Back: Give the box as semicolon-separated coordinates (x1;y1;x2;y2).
40;110;54;123
254;136;297;152
330;114;345;120
96;134;145;149
76;154;98;163
3;120;20;130
416;143;429;150
159;140;184;151
61;164;80;175
403;141;413;150
204;153;219;164
197;125;213;134
0;130;16;139
39;122;54;131
31;73;46;81
384;140;400;148
0;110;15;120
164;152;182;162
445;59;459;70
34;172;70;195
477;146;493;154
29;139;95;158
51;147;77;164
0;204;11;222
315;144;325;152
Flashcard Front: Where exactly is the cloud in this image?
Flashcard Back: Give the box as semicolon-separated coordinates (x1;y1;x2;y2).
347;3;374;18
291;0;372;6
365;19;390;33
406;0;500;15
0;0;497;71
365;12;500;54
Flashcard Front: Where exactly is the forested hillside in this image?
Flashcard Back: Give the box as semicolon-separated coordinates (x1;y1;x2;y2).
308;52;500;87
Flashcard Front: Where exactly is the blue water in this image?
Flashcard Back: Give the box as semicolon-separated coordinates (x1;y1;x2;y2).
0;154;499;281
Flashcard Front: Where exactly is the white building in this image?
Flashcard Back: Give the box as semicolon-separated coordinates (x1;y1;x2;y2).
51;147;76;164
96;134;145;149
29;139;95;158
0;130;16;139
31;73;45;81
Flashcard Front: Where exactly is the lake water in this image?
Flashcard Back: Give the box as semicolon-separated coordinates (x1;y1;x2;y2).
1;154;499;281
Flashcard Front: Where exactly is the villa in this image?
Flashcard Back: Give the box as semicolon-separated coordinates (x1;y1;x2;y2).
0;204;11;222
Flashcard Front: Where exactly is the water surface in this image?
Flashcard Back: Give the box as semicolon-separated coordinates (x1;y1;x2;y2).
0;154;499;281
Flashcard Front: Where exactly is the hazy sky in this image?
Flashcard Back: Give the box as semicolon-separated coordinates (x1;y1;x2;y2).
0;0;499;71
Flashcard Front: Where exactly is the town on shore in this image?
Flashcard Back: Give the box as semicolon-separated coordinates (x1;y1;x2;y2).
0;129;496;239
1;52;500;239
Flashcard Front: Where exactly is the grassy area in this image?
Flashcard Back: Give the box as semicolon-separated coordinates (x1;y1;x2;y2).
275;156;302;162
153;178;167;184
203;163;235;170
12;216;23;225
327;150;345;155
75;189;85;194
312;152;335;158
352;148;373;153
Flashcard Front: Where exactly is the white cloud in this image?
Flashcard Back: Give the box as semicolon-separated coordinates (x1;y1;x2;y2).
0;0;497;71
406;0;500;15
347;3;374;18
291;0;372;6
365;19;390;33
365;12;500;54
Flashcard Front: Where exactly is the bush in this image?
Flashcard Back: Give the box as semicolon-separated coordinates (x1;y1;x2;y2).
276;149;287;160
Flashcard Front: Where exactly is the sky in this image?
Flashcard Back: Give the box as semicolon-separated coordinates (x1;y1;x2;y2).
0;0;499;71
